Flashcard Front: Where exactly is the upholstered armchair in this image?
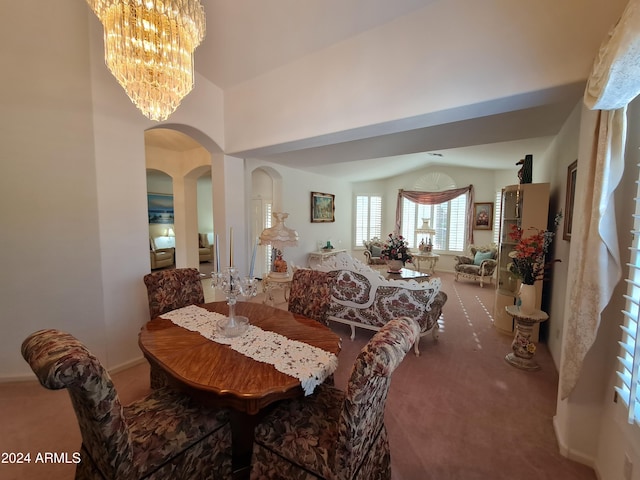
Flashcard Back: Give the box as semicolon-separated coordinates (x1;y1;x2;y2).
21;329;233;480
250;316;420;480
149;237;174;270
198;233;214;263
362;237;387;265
454;244;498;287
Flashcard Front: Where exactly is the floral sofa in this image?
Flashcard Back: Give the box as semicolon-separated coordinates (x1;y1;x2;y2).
312;253;446;356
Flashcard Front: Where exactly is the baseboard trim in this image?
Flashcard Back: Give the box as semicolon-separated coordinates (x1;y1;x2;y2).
553;415;596;468
0;356;146;384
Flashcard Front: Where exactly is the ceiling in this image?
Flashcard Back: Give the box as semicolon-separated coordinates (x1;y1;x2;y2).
147;1;621;182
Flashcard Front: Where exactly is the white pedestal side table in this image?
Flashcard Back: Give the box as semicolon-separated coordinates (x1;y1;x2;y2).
412;252;439;274
262;273;292;306
307;249;346;268
504;305;549;371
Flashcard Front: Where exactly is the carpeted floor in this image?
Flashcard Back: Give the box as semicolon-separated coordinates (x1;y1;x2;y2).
0;272;595;480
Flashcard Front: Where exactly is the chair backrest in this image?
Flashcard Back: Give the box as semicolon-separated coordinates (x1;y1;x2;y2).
470;244;497;259
287;269;336;323
21;329;134;478
143;267;205;319
336;316;419;476
198;233;210;248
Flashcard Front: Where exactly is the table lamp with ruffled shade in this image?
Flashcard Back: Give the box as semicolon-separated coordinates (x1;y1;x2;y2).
416;218;436;252
259;212;299;278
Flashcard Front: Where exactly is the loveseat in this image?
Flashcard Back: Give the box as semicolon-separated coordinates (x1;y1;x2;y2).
362;237;387;265
312;253;447;356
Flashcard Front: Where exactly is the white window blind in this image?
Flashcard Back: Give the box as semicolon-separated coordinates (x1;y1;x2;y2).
448;195;466;251
401;193;467;252
493;190;502;245
264;203;272;274
616;167;640;424
354;195;382;246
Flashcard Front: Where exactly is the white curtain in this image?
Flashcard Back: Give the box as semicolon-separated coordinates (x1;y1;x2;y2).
559;0;640;399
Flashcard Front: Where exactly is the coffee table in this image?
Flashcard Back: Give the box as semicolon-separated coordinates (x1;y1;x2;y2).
386;268;430;282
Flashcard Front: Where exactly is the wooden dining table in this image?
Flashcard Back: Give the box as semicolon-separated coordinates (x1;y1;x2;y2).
138;300;342;475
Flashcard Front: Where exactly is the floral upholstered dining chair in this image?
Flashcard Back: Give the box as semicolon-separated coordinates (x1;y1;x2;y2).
143;267;205;389
21;329;233;480
143;267;205;319
250;316;420;480
287;268;336;324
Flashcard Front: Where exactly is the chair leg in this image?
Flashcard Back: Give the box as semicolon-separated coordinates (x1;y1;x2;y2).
149;360;168;389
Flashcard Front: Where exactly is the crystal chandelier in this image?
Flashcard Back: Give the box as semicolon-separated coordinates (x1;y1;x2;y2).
86;0;206;121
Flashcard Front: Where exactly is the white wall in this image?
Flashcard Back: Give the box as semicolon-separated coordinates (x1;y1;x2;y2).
0;2;107;377
0;1;226;378
539;102;582;367
224;0;626;155
246;160;353;269
198;174;214;238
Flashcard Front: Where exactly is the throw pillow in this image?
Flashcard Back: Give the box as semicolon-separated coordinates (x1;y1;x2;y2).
198;233;206;248
474;250;494;265
371;245;382;257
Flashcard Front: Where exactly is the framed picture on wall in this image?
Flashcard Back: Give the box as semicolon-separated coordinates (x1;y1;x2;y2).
473;202;493;230
147;193;174;224
564;160;578;241
311;192;335;223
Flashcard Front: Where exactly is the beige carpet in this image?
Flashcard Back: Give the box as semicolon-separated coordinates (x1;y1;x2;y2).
0;272;595;480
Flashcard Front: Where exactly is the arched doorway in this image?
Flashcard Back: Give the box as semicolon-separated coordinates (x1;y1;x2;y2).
145;128;218;270
250;167;283;279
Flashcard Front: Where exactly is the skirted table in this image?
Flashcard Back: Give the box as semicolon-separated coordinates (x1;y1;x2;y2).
504;305;549;371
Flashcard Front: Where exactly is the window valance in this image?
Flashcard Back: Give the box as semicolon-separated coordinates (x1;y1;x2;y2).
395;185;475;246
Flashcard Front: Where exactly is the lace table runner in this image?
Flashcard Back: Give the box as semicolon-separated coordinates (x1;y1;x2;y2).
161;305;338;395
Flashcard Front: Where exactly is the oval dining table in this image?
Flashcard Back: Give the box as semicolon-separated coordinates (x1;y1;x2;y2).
138;300;342;476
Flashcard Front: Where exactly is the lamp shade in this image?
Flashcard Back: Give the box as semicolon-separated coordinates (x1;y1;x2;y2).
259;212;299;249
416;218;436;235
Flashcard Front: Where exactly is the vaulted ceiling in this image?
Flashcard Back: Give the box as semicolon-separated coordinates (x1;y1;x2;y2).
151;0;628;182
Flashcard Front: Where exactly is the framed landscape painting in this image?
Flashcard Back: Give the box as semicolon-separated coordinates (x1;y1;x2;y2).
311;192;335;223
147;193;174;224
473;202;493;230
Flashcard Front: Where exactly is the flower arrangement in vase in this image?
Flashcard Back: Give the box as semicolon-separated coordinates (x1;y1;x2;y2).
506;222;559;285
380;233;413;270
506;214;561;314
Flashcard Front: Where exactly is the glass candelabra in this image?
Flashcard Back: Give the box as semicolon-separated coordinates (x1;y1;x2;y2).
211;267;258;337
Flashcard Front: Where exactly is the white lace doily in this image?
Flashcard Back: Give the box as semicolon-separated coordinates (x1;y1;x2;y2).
161;305;338;395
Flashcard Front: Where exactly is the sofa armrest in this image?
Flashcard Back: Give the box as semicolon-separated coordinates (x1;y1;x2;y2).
454;255;474;266
480;258;498;275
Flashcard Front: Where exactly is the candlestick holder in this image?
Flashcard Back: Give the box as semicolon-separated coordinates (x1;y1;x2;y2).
211;267;258;337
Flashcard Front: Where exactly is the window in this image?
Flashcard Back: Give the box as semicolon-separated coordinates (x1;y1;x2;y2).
493;190;502;245
616;164;640;424
401;193;467;252
354;195;382;247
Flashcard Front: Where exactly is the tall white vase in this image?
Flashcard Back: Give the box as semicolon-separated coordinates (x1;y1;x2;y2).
519;284;537;315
